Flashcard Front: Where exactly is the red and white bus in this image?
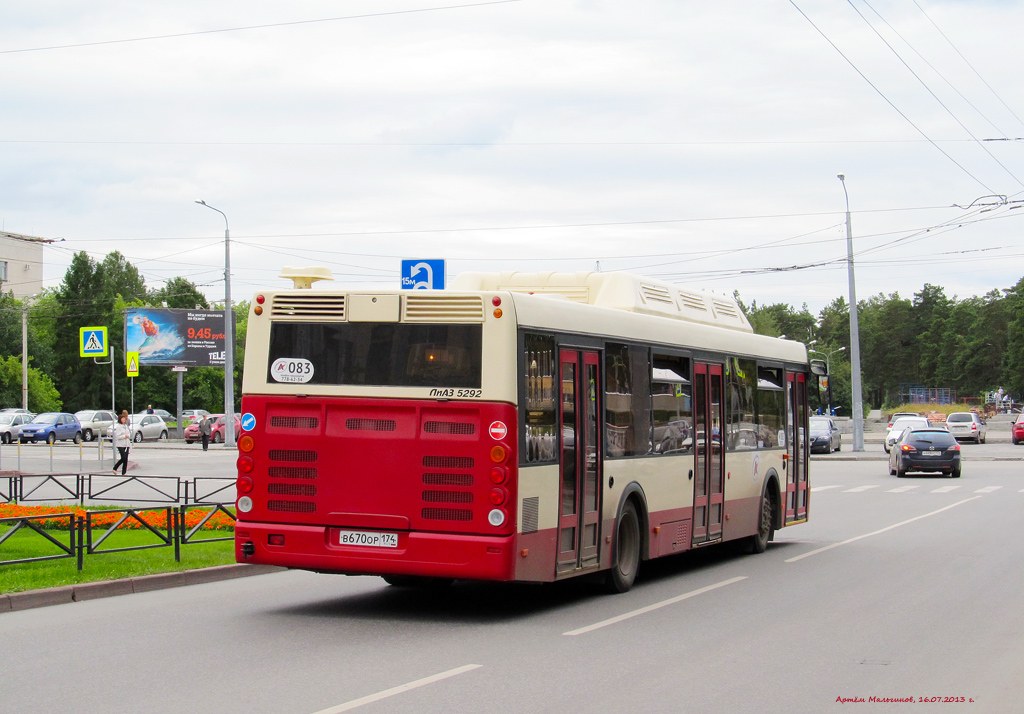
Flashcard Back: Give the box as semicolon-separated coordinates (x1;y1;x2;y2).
234;269;821;592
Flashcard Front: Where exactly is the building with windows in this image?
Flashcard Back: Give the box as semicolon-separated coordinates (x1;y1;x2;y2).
0;232;50;298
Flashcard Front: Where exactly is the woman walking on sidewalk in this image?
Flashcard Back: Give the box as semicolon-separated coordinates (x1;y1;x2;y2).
110;411;132;475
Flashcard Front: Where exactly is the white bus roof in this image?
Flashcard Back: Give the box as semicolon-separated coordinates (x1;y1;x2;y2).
450;271;753;333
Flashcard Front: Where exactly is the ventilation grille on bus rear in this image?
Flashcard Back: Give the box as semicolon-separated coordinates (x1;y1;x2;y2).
422;490;473;504
423;456;474;469
267;500;316;513
422;473;473;486
422;508;473;521
268;483;317;497
402;295;484;323
347;418;397;431
268;466;317;480
423;421;475;435
270;416;319;429
522;496;539;534
269;449;318;462
271;294;346;319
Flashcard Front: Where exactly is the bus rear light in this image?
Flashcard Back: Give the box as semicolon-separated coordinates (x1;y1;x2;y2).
268;534;285;546
237;456;255;473
492;296;501;306
489;488;506;505
487;509;506;527
489;466;507;484
238;496;253;513
256;294;265;304
237;476;254;493
254;305;263;316
490;445;508;463
238;435;255;452
493;308;503;318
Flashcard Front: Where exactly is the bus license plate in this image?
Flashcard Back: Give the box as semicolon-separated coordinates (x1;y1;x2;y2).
338;530;399;548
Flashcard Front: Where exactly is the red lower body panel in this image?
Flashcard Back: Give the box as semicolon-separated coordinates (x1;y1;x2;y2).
236;521;518;581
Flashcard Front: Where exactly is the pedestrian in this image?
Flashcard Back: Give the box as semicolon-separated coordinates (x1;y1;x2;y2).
146;404;154;414
199;413;212;451
110;411;132;475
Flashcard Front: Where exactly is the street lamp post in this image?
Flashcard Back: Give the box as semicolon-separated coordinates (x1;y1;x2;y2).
809;346;846;414
195;200;236;448
838;174;865;451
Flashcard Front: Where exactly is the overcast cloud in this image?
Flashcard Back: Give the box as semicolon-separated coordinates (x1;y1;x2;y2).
2;0;1023;315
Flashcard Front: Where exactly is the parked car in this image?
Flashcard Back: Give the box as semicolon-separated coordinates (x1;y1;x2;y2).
884;416;931;453
887;412;920;429
19;412;83;444
184;413;221;444
0;412;32;443
180;409;211;425
210;414;242;443
889;428;961;478
1012;414;1024;445
74;410;116;442
0;407;34;416
809;416;842;453
945;412;987;444
128;413;170;442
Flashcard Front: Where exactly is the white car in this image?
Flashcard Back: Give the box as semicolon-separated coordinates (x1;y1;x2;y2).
127;413;170;442
946;412;987;444
74;410;117;442
0;412;31;443
884;416;931;453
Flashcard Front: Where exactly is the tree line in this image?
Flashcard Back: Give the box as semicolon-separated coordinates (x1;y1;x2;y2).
2;250;1020;416
738;277;1024;414
0;251;246;415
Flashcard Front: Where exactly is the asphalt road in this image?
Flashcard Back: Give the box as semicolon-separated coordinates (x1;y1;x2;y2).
2;459;1021;714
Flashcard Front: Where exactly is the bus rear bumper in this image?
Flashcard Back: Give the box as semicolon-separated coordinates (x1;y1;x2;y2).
235;522;518;581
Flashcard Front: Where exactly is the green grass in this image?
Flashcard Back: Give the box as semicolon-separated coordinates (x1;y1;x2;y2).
0;526;236;595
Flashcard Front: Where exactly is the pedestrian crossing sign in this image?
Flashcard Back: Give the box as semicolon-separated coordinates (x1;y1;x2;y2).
80;326;108;357
127;351;140;377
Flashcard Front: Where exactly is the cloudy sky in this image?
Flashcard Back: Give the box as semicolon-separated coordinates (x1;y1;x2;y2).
3;0;1023;316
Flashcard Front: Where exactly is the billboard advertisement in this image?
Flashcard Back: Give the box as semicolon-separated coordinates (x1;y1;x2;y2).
124;308;229;367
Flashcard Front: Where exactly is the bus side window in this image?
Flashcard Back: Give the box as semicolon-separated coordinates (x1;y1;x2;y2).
523;334;557;463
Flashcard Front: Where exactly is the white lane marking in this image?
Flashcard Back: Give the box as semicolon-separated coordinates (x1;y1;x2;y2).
563;576;747;636
974;486;1002;493
931;485;961;493
309;664;482;714
887;485;919;493
843;485;880;492
786;497;982;563
812;485;844;492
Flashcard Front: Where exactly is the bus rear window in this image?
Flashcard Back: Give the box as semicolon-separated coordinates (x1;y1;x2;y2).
267;322;482;388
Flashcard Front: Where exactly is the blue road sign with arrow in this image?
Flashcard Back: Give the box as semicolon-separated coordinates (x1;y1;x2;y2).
401;259;445;290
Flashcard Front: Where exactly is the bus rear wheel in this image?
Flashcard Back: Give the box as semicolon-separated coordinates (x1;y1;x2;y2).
746;489;775;554
605;500;641;593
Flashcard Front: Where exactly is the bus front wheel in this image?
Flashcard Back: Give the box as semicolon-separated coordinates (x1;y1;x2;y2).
606;500;641;593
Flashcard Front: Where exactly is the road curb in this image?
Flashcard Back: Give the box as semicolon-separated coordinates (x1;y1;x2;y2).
1;563;285;614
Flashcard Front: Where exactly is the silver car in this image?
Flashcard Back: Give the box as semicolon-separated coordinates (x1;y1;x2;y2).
75;410;117;442
128;413;170;442
0;412;31;444
946;412;988;444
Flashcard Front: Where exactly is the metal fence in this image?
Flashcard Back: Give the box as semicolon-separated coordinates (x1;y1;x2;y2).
0;473;235;506
0;504;235;571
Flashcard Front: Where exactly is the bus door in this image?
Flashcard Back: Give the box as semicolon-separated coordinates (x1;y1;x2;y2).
692;363;725;545
786;372;809;523
556;349;602;575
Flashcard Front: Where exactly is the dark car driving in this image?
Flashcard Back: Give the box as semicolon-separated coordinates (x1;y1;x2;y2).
809;416;842;454
889;428;961;478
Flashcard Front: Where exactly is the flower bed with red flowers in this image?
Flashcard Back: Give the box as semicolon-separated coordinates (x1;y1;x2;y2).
0;503;234;531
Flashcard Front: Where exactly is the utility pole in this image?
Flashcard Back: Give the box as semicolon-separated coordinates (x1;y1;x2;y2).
838;174;865;451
